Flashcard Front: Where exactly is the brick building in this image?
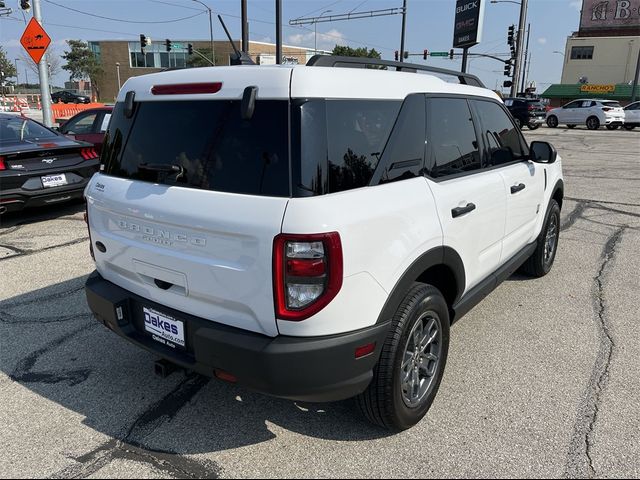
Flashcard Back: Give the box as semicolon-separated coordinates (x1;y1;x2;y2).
88;40;325;102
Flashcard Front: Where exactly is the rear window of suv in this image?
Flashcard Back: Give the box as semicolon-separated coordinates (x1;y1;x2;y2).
102;100;290;197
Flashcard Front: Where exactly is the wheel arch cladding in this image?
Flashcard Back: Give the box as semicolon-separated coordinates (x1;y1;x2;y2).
376;246;465;325
552;179;564;210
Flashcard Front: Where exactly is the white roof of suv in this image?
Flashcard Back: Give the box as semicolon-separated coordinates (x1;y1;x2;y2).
117;64;500;103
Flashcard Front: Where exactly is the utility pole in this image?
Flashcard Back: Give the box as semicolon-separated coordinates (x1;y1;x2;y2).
33;0;53;126
275;0;282;64
519;23;530;95
399;0;407;62
511;0;528;97
241;0;248;52
631;47;640;103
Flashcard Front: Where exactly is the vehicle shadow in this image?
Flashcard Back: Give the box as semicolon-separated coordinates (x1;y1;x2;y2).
0;201;85;229
0;275;390;460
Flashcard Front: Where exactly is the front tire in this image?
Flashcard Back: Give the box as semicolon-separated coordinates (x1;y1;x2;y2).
521;199;560;278
586;116;600;130
546;116;558;128
356;284;449;431
527;123;540;130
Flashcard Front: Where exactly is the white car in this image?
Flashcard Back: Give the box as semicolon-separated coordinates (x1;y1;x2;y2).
546;98;625;130
83;56;564;431
623;101;640;130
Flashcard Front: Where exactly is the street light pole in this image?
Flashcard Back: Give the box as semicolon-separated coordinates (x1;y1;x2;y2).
14;58;19;93
314;10;332;54
116;62;121;91
192;0;215;66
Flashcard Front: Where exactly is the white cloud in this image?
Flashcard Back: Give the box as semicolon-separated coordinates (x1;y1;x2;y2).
570;0;582;10
287;28;346;51
537;37;548;44
4;39;21;48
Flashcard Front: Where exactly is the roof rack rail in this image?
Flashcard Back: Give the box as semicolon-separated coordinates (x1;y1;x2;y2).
306;55;486;88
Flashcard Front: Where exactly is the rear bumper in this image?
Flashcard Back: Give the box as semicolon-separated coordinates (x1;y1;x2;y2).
0;161;99;213
85;271;390;402
604;117;624;125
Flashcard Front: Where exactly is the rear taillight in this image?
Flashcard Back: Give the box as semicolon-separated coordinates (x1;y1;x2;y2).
80;148;99;160
602;107;612;112
527;104;535;111
0;156;5;171
273;232;343;321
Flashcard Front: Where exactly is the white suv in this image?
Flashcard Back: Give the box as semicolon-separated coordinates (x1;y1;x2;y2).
546;98;625;130
84;56;564;431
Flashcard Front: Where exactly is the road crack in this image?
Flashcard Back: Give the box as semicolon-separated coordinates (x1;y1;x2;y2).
565;227;625;478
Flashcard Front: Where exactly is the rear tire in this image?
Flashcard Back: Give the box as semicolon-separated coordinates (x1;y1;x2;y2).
514;118;522;129
521;199;560;278
586;116;600;130
606;124;619;130
527;123;540;130
623;125;636;130
546;116;558;128
356;284;449;431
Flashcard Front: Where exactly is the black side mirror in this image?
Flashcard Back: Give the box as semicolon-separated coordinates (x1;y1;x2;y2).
530;141;557;164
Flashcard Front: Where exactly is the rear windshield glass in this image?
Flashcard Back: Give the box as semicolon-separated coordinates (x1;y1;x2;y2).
0;116;58;145
102;100;290;197
602;101;622;107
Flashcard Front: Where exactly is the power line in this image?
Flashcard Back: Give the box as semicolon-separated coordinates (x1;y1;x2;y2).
43;0;205;24
146;0;204;12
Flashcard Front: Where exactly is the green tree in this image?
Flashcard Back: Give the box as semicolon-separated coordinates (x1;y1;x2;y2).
331;45;382;60
186;47;224;68
0;45;18;86
61;40;103;100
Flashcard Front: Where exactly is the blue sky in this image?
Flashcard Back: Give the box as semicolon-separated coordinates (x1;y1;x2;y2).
1;0;583;92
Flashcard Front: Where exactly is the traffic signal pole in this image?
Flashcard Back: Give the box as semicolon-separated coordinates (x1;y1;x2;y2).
399;0;407;63
511;0;528;97
33;0;53;126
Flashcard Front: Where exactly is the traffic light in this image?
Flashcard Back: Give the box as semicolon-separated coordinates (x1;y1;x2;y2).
507;25;515;46
394;50;399;61
165;39;172;52
20;0;30;10
423;49;429;60
449;49;454;60
504;60;512;77
140;34;151;53
503;80;513;88
187;43;194;55
403;51;409;59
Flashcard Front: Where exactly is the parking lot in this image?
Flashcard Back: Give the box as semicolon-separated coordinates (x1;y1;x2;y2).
1;126;638;478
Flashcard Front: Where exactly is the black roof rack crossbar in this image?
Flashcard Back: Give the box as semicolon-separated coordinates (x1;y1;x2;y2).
306;55;485;88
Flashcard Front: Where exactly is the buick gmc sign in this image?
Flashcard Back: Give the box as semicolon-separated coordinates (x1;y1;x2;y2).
453;0;486;48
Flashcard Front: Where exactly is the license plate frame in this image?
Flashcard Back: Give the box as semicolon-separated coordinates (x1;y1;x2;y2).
41;173;68;188
142;306;186;350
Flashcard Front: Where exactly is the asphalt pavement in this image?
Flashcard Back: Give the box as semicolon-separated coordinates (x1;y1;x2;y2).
0;126;638;478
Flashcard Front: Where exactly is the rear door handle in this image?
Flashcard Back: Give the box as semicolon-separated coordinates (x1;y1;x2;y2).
451;203;476;218
510;183;526;194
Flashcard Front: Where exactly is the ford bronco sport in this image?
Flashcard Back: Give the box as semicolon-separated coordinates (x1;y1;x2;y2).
84;56;564;431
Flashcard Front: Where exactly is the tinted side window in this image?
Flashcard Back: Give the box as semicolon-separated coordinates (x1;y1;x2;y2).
473;100;527;166
375;94;426;184
427;98;481;178
564;101;582;109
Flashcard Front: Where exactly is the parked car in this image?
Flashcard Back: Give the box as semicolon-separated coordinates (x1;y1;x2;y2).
58;106;113;154
51;90;91;104
84;56;563;431
503;97;547;130
0;113;99;214
623;101;640;130
546;99;625;130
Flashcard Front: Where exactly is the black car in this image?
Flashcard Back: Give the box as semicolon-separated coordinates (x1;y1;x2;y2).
0;113;100;214
51;90;91;104
503;97;547;130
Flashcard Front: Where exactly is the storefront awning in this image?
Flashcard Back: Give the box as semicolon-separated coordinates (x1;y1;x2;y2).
541;83;635;100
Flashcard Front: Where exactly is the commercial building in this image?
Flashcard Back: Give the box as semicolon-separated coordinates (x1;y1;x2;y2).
88;40;325;102
542;0;640;106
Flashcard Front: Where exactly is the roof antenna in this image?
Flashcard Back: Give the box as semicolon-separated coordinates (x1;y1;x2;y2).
217;14;255;65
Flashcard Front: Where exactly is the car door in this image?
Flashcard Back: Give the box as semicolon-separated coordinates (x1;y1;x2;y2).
60;111;101;144
560;100;582;123
425;96;506;293
471;99;545;262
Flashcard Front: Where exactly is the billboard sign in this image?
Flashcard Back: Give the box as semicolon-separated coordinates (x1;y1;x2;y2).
453;0;486;48
580;0;640;30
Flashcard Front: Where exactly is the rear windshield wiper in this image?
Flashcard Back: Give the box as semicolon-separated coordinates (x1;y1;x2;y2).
138;163;186;182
